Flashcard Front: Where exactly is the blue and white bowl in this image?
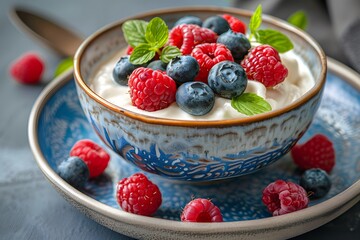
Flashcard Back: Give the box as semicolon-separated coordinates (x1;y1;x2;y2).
73;7;327;182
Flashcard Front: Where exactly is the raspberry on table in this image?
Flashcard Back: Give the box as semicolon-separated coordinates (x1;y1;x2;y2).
191;43;234;83
181;198;223;222
241;45;288;87
116;173;162;216
168;24;217;55
128;67;177;111
222;14;246;34
9;52;45;85
300;168;332;199
291;134;336;173
262;180;309;216
70;139;110;178
58;156;89;189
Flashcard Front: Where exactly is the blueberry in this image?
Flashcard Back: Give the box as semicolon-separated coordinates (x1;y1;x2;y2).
147;60;168;71
217;30;251;61
300;168;332;199
58;156;89;189
202;16;230;35
166;56;199;85
208;61;247;99
174;16;203;27
113;55;143;86
176;82;215;116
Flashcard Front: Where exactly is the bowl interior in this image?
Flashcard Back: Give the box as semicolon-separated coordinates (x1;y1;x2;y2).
74;7;326;125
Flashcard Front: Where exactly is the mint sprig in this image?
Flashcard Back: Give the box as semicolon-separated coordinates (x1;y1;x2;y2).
249;4;294;53
287;11;308;30
122;17;181;64
231;93;272;116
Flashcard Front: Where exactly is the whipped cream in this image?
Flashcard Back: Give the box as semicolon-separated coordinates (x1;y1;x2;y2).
89;50;314;120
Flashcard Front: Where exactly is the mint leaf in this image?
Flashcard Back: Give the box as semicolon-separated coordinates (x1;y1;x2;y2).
54;57;73;77
145;17;168;48
160;46;182;63
287;11;308;30
255;29;294;53
231;93;272;116
129;44;155;64
249;4;262;35
122;20;148;47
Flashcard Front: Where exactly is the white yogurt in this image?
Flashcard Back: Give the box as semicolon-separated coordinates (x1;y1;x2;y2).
89;50;314;120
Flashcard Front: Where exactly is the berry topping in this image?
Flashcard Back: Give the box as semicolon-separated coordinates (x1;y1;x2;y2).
241;45;288;87
174;16;202;27
58;156;89;189
191;43;234;83
166;55;199;85
262;180;309;216
9;52;45;85
128;67;177;111
300;168;332;199
176;81;215;116
70;139;110;178
291;134;336;173
113;55;144;86
147;60;168;71
208;61;247;99
181;198;223;222
222;14;246;34
202;16;230;35
217;30;251;61
116;173;162;216
168;24;217;55
126;46;134;55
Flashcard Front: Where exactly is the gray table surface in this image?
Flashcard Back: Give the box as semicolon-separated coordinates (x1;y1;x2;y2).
1;0;359;239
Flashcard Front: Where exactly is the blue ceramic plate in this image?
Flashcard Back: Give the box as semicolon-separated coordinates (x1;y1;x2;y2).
29;58;360;240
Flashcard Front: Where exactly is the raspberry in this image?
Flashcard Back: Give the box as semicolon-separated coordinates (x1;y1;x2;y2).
262;180;309;216
222;14;246;34
116;173;162;216
128;67;177;111
126;45;134;55
9;52;45;84
291;134;336;173
191;43;234;83
241;45;288;87
181;198;223;222
168;24;217;55
70;139;110;178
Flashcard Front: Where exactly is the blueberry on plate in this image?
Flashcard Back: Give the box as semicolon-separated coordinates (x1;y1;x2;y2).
147;60;168;71
176;81;215;116
174;16;203;27
300;168;332;199
58;156;89;189
166;56;199;85
217;30;251;61
113;55;143;86
208;61;247;99
202;16;230;35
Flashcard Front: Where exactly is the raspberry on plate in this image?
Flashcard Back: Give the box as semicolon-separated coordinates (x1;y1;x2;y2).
181;198;223;222
58;156;89;189
70;139;110;178
241;45;288;87
291;134;336;173
191;43;234;83
168;24;217;55
9;52;45;85
116;173;162;216
128;67;177;111
222;14;246;34
262;180;309;216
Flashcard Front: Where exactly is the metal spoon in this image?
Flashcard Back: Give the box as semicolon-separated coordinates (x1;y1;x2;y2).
9;7;84;56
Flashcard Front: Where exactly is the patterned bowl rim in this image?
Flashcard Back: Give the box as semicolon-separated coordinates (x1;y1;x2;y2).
73;6;327;127
29;58;360;238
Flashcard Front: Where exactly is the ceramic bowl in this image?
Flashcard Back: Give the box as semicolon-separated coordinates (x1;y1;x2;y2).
73;7;327;182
